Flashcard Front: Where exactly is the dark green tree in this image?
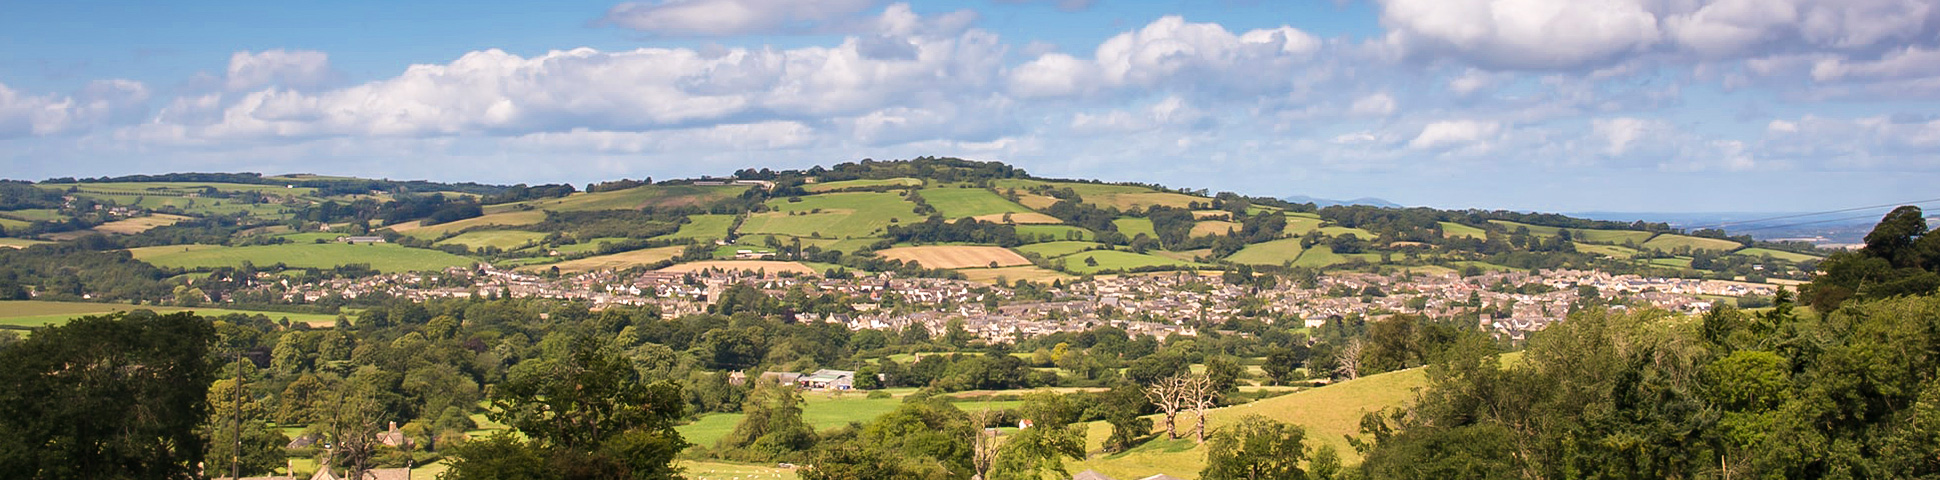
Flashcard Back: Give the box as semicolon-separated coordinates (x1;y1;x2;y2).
1200;415;1310;480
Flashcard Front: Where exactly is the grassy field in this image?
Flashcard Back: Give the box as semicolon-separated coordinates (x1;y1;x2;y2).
958;266;1077;285
1191;220;1241;237
677;391;919;448
1734;247;1822;263
0;208;67;222
1113;218;1156;239
0;238;51;249
1070;367;1429;478
1224;238;1307;266
1576;243;1642;259
990;179;1204;210
660;260;817;275
1192;210;1232;220
739;192;916;239
1282;216;1327;235
436;229;547;250
1153;249;1211;263
0;217;28;230
392;209;547;237
1571;228;1656;244
1015;241;1103;258
681;460;799;480
92;214;193;234
662;214;738;241
1650;257;1695;268
876;245;1032;269
1439;221;1486;239
970;212;1063;224
518;246;685;273
1642;234;1743;253
133;243;476;272
803;177;922;193
1060;250;1208;274
491;184;748;213
1293;245;1381;268
1016;225;1093;242
919;187;1035;219
0;300;342;328
42;181;318;196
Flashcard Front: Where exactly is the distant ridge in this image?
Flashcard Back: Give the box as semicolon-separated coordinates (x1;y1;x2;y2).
1282;195;1401;208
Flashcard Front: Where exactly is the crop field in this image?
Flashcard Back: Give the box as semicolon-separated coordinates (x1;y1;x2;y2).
1192;210;1232;220
957;266;1076;285
394;210;546;237
739;192;915;239
1734;247;1821;263
436;229;546;250
1642;234;1743;252
919;187;1036;219
969;212;1063;224
1113;218;1156;238
133;243;475;272
1190;220;1240;237
1014;241;1102;258
1016;225;1092;242
520;245;685;273
803;177;921;192
876;245;1031;269
659;260;817;275
1439;221;1487;239
1060;250;1208;274
0;300;342;328
0;238;51;249
1224;238;1307;266
1576;243;1641;259
492;184;748;213
661;214;737;240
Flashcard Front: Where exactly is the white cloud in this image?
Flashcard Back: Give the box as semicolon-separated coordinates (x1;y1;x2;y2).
600;0;882;36
1378;0;1661;70
226;49;336;91
1349;93;1397;116
1010;16;1322;98
0;80;148;138
1410;119;1501;150
1591;117;1659;155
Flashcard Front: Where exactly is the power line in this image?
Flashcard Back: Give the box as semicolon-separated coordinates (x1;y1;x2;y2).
1717;213;1896;233
1688;197;1940;231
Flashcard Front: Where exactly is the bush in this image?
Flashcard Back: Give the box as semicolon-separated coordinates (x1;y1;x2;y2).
866;390;892;399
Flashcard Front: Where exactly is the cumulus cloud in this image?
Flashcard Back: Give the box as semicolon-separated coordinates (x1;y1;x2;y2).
600;0;883;36
993;0;1096;13
1349;93;1397;116
1009;16;1321;98
1410;120;1501;150
226;49;337;91
0;80;148;138
1592;117;1659;156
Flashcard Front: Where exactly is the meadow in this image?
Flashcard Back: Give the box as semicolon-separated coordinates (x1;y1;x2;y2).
435;229;547;250
1223;238;1307;266
990;179;1203;210
1015;225;1094;242
1190;220;1240;237
1059;250;1208;274
394;210;546;237
875;245;1032;269
802;177;922;192
661;214;738;241
488;184;747;213
518;246;685;273
739;192;916;239
1641;233;1744;253
918;187;1036;219
131;243;476;272
1438;221;1486;239
1013;241;1103;258
659;261;818;275
0;238;51;249
0;300;342;328
1734;247;1821;263
1292;245;1381;268
957;266;1076;285
1576;243;1642;259
1112;218;1156;239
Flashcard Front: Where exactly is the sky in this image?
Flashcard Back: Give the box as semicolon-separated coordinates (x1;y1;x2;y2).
3;0;1939;213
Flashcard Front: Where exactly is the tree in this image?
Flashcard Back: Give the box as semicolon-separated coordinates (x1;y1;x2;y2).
1205;355;1244;393
1200;415;1310;480
449;339;689;480
0;311;217;480
1145;376;1188;440
204;377;291;477
991;392;1086;480
1334;339;1364;380
717;380;817;461
1095;382;1155;453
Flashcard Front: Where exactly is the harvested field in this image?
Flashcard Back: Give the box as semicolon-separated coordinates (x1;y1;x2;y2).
659;260;817;275
1191;220;1240;237
92;214;192;234
876;245;1031;269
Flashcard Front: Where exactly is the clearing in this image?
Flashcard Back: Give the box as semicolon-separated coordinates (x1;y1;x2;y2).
876;245;1032;269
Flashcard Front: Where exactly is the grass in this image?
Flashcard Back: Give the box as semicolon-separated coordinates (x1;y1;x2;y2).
1224;238;1307;266
0;300;342;328
1642;234;1743;253
91;214;193;234
1070;367;1430;478
393;210;547;237
490;184;748;213
0;217;29;229
1293;245;1381;268
1571;228;1656;245
677;392;916;448
1113;218;1156;239
1191;221;1241;237
519;246;685;273
919;187;1035;219
0;209;67;222
958;266;1077;285
803;177;922;192
0;238;51;249
1015;241;1103;258
1439;221;1486;239
1060;250;1209;274
42;181;317;196
1733;247;1822;263
132;243;476;272
739;192;916;239
876;245;1032;269
1016;225;1093;242
663;214;738;241
436;229;547;250
990;179;1205;210
1281;216;1327;235
681;460;799;480
1576;243;1642;259
1153;249;1210;262
1650;257;1695;268
660;261;817;275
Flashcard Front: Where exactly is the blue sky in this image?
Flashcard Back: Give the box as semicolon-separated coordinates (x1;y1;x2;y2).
4;0;1938;212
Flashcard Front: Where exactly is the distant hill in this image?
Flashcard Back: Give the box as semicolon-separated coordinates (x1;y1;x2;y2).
1283;195;1401;208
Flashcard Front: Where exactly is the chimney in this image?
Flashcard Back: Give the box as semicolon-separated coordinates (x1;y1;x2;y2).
389;421;398;432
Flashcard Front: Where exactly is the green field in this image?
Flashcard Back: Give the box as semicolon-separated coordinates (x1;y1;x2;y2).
0;209;66;222
0;300;342;328
1016;225;1093;242
1224;238;1307;266
523;246;685;273
1642;234;1743;253
397;210;547;237
490;184;748;213
1439;221;1486;239
1281;215;1326;235
1014;241;1102;258
41;181;318;196
1650;257;1695;268
1733;247;1822;263
991;179;1204;210
662;214;738;241
0;217;29;229
132;243;476;272
1060;250;1208;274
738;192;916;239
1570;228;1656;244
803;177;922;192
1576;243;1641;259
1113;218;1156;239
0;237;51;248
1191;220;1240;237
436;230;546;250
919;187;1035;219
1293;245;1380;268
677;390;925;448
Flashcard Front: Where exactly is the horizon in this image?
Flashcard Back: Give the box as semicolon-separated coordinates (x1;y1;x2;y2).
5;0;1939;213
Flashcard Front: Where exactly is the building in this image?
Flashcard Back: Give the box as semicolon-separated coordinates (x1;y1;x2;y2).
798;369;856;390
338;236;387;244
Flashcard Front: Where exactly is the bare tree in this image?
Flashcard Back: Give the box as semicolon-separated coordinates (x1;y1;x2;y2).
967;408;999;480
1179;374;1218;444
1144;377;1186;440
1335;339;1365;380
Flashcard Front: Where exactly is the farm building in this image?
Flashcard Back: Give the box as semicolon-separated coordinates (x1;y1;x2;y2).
337;236;387;244
799;369;856;390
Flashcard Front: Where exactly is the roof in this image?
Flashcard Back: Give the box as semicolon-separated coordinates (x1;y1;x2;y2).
1072;469;1119;480
1136;475;1188;480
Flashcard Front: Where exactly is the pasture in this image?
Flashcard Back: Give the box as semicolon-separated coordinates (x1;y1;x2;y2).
491;184;747;213
394;210;546;237
677;390;920;448
970;212;1063;224
0;209;66;222
1192;210;1232;220
1641;234;1743;253
518;246;685;273
1734;247;1822;263
1650;257;1696;268
1112;218;1156;239
1152;249;1210;262
0;300;342;328
990;179;1204;210
659;260;817;276
1576;243;1641;259
0;238;51;249
132;243;475;272
91;214;193;234
1190;220;1240;237
436;229;546;250
662;214;737;240
1060;250;1208;274
1439;221;1486;239
739;192;916;239
1014;241;1102;258
1016;225;1093;242
1571;228;1656;245
875;245;1032;269
41;181;317;196
1292;245;1380;268
0;217;28;230
918;187;1036;219
1224;238;1307;266
803;177;922;192
957;266;1077;285
1280;216;1326;235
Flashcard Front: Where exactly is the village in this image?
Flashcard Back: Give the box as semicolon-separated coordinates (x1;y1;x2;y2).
232;264;1777;344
